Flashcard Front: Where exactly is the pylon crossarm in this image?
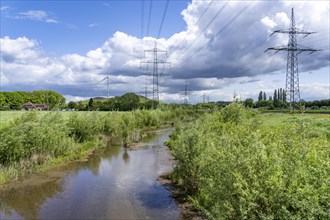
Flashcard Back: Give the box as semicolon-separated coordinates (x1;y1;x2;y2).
271;29;316;36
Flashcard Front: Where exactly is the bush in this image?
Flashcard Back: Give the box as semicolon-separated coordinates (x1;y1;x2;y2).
67;112;103;142
170;104;330;219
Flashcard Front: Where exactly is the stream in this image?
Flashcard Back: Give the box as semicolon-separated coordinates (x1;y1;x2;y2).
0;128;179;219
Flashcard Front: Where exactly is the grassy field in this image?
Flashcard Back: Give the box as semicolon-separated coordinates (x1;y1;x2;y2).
1;110;328;130
0;111;26;128
259;113;330;137
0;111;110;129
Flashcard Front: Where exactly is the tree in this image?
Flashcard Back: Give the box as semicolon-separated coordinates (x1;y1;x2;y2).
76;101;86;111
88;98;94;110
263;92;266;101
283;90;287;102
273;90;278;102
117;93;140;111
279;88;283;101
68;101;77;109
243;98;254;108
258;91;263;101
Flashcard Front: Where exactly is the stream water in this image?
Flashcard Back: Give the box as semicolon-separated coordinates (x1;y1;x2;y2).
0;129;179;219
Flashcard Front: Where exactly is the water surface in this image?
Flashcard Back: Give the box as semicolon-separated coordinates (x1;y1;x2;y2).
0;129;178;219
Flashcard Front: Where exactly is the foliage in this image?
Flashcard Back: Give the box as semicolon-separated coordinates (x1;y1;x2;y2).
243;98;253;108
0;90;65;109
67;101;77;109
170;103;330;219
87;93;147;111
0;109;187;183
88;98;94;110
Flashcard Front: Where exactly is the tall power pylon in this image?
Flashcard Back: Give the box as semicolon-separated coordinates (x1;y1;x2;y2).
140;43;170;105
181;83;191;105
266;8;320;110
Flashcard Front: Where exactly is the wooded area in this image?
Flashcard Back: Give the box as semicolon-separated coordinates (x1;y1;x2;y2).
0;90;65;110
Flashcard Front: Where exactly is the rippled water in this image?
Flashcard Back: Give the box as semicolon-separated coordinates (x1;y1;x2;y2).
0;129;179;219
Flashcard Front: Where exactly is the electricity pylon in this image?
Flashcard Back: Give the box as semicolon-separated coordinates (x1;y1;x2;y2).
265;8;320;110
181;83;191;105
140;43;170;106
202;93;209;103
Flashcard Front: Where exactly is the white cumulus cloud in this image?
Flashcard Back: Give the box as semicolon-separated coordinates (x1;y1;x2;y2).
1;0;329;102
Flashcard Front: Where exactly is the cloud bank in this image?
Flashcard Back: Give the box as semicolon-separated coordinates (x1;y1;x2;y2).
1;0;329;102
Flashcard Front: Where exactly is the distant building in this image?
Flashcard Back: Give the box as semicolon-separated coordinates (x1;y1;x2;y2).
21;102;49;111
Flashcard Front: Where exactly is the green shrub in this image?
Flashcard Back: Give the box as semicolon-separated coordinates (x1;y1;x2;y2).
67;112;102;142
170;104;330;219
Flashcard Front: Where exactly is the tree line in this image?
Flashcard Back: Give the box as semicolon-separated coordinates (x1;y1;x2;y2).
244;88;330;109
68;93;159;111
0;90;66;110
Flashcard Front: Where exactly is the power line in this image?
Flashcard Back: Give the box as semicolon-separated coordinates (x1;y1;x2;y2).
178;1;228;58
157;0;170;39
173;3;251;70
146;0;153;37
195;0;214;27
179;0;214;32
141;0;145;38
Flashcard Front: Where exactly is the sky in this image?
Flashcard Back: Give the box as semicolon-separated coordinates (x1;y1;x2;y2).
0;0;329;103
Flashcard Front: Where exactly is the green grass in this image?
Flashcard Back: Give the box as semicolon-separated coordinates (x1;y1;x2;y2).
260;113;330;137
0;111;110;129
0;111;26;129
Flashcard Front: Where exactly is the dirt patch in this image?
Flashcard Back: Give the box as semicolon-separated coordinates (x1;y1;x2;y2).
158;174;206;220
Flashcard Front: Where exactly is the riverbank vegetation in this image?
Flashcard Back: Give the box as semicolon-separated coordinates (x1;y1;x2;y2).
168;103;330;219
0;109;193;184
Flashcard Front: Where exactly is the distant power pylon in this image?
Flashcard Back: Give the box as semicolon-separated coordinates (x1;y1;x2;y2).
266;8;320;110
181;83;191;105
140;43;170;105
202;93;209;103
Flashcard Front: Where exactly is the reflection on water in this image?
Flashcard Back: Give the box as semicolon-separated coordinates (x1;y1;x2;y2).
123;149;130;164
0;128;178;220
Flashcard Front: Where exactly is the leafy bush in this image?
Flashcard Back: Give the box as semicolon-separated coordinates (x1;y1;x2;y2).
66;112;103;142
170;104;330;219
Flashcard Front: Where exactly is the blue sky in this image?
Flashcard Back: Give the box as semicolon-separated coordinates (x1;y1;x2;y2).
1;1;189;54
1;0;329;103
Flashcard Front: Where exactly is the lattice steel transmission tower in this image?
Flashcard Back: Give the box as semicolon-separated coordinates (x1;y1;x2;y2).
266;8;320;110
181;83;191;105
140;43;170;105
